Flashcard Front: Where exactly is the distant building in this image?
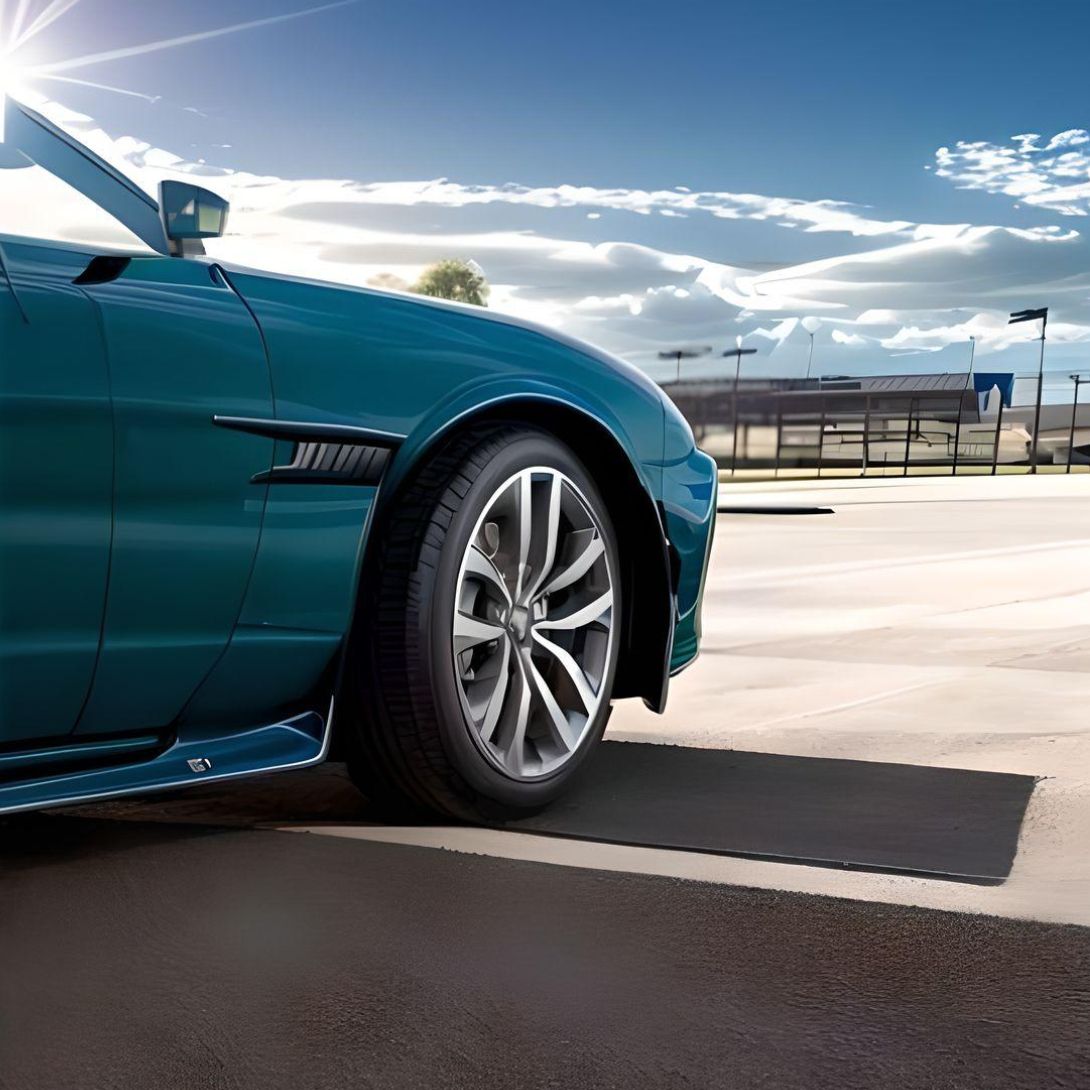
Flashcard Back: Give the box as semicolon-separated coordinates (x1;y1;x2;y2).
660;372;1090;471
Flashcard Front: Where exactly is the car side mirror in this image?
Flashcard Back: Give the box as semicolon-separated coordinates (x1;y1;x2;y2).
159;180;229;257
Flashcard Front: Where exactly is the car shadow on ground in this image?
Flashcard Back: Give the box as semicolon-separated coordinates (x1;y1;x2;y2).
46;760;376;829
21;743;1037;885
0;810;227;872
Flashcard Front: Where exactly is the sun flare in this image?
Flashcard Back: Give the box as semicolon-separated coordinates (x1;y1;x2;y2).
0;48;29;140
0;0;355;143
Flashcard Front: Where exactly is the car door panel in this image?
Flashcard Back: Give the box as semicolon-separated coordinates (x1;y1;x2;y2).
0;239;113;744
74;257;274;736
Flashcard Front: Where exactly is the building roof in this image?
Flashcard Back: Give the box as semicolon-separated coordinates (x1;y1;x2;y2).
662;372;984;396
822;373;976;394
660;371;988;426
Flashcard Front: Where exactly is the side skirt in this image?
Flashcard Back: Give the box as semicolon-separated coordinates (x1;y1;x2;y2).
0;698;334;816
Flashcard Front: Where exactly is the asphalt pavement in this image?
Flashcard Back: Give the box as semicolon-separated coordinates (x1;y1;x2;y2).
3;476;1090;1089
1;806;1087;1090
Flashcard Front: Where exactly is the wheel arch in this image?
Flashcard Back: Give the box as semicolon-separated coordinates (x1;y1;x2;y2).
365;396;674;713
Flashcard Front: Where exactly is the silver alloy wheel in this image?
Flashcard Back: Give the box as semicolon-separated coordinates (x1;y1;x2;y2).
452;466;615;781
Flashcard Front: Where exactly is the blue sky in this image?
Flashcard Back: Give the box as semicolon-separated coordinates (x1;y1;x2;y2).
39;1;1084;213
7;0;1090;387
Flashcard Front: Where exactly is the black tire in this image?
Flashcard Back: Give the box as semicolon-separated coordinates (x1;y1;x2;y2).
341;424;621;823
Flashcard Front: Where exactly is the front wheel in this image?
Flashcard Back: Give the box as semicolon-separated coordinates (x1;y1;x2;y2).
343;426;621;822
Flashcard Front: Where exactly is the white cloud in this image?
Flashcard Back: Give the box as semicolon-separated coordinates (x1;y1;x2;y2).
934;129;1090;216
748;318;801;346
831;329;868;346
878;311;1087;354
35;99;952;243
10;92;1090;381
282;178;929;238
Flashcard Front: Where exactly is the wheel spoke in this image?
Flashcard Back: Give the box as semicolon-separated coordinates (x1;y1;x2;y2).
514;471;532;601
527;657;579;752
540;530;604;598
463;543;511;606
499;656;532;777
476;637;512;743
531;631;596;712
522;474;562;603
452;465;616;781
536;589;613;633
454;611;505;654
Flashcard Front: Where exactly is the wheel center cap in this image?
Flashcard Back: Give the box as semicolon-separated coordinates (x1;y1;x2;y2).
507;604;530;642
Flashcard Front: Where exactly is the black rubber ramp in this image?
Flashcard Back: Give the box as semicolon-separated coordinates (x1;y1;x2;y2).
0;814;1086;1090
511;742;1035;882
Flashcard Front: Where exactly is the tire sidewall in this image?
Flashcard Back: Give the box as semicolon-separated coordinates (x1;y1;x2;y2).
421;432;620;812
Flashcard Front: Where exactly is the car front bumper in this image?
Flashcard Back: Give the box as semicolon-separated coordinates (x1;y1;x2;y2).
661;446;718;674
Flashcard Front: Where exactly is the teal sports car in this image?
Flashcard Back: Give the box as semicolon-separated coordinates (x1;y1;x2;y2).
0;99;716;821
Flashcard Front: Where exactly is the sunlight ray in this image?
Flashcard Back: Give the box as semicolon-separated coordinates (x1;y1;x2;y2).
13;0;82;52
38;72;161;103
34;0;358;75
9;0;36;47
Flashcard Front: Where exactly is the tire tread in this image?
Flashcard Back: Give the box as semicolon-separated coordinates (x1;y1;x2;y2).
345;426;529;821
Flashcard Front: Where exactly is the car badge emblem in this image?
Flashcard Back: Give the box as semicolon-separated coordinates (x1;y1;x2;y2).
187;758;213;773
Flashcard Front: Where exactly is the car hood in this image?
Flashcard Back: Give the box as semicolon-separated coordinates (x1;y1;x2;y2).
217;260;668;407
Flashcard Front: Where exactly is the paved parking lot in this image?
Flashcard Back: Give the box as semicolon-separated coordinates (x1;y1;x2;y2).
613;473;1090;923
3;474;1088;1088
2;810;1087;1090
366;474;1090;924
318;473;1090;924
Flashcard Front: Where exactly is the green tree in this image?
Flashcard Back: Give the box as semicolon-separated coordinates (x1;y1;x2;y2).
412;259;490;307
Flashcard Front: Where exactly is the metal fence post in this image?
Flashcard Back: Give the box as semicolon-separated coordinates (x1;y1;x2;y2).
862;396;871;477
991;398;1004;476
902;397;914;477
817;400;826;479
951;396;963;476
730;369;741;476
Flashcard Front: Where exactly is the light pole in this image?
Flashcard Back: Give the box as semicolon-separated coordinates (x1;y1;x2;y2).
1068;373;1084;474
1008;307;1048;473
801;317;821;380
657;345;712;384
724;338;758;474
952;336;976;475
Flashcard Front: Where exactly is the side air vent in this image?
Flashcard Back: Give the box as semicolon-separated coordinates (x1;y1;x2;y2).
212;415;404;487
252;440;391;485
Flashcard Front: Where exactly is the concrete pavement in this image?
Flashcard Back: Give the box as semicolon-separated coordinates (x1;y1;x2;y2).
326;475;1090;925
